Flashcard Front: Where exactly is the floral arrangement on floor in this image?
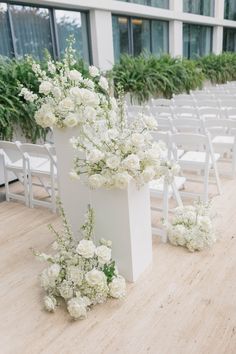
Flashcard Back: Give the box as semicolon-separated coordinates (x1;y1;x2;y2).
167;202;216;252
33;203;126;320
20;38;116;129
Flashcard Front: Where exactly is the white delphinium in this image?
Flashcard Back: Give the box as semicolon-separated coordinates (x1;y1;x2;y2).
89;65;100;77
19;87;37;102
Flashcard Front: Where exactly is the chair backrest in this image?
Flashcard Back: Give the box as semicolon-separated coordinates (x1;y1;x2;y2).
151;98;171;107
173;106;198;119
202;118;231;137
226;108;236;120
192;93;215;100
219;99;236;109
0;140;23;165
171;97;196;108
171;118;203;134
152;106;173;118
127;105;150;115
171;133;210;156
195;99;219;108
198;107;221;120
19;143;54;170
156;117;173;132
151;131;171;159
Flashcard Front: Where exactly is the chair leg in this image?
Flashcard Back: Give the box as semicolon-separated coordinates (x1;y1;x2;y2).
213;161;222;195
232;147;236;178
4;168;10;202
28;172;34;208
51;174;57;213
203;164;210;204
162;180;169;243
172;181;183;207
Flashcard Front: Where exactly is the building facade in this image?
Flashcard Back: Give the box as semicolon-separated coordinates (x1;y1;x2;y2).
0;0;236;70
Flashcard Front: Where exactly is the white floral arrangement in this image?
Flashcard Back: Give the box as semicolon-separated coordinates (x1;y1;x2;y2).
167;202;216;252
33;203;126;320
20;38;115;129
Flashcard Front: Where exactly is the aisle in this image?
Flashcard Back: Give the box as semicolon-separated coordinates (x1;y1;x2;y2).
0;177;236;354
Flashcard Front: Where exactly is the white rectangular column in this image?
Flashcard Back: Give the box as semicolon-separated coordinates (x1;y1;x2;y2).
89;9;114;71
169;20;183;57
213;25;223;54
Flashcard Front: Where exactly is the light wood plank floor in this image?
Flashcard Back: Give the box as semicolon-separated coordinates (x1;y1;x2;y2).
0;177;236;354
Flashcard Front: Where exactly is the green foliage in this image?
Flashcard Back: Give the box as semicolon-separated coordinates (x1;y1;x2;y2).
198;52;236;84
103;261;116;283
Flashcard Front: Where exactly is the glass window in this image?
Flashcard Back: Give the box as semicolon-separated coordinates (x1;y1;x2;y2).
132;18;151;56
0;3;13;57
55;10;89;63
183;23;213;59
183;0;214;17
224;0;236;21
223;27;236;52
151;20;169;56
117;0;169;9
112;16;129;62
9;5;53;60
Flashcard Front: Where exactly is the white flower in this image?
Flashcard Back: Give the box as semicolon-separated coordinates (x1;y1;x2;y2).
83;106;97;121
47;264;61;278
88;174;105;189
87;149;104;163
64;113;79;127
99;77;109;91
96;245;111;264
39;81;53;95
68;70;82;82
107;129;119;139
109;276;126;298
89;65;100;77
142;166;156;182
85;269;107;287
83;78;95;90
122;154;140;170
67;297;88;320
106;155;120;169
131;133;145;147
67;266;83;285
58;97;74;112
76;239;96;258
114;172;132;189
142;115;158;130
51;86;61;99
44;295;57;312
58;280;74;300
47;61;56;74
19;87;37;102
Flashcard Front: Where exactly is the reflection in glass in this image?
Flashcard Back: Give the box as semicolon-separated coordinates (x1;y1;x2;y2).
151;20;169;56
132;18;151;56
55;10;89;62
224;0;236;21
183;0;214;17
112;16;129;62
183;23;212;59
223;28;236;52
0;3;13;57
9;5;53;59
117;0;169;8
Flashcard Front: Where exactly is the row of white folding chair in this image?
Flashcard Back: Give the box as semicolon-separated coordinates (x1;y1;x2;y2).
0;141;57;212
151;106;225;120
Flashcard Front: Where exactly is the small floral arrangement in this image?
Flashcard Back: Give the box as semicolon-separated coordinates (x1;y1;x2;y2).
34;203;126;320
20;38;115;129
167;202;216;252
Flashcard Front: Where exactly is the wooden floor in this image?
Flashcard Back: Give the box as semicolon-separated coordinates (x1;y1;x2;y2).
1;176;236;354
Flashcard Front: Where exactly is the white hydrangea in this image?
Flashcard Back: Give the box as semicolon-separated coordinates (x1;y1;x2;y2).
44;295;57;312
58;280;74;300
67;297;87;319
67;266;84;285
96;245;111;264
106;155;120;170
109;276;126;299
122;154;140;171
76;239;96;258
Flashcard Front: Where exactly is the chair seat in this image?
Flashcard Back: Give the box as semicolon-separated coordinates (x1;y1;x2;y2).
212;135;234;145
5;158;24;170
30;158;57;175
149;176;186;198
179;151;220;166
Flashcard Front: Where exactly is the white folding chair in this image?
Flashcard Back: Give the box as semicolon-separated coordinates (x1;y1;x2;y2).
171;97;196;108
219;99;236;109
127;105;150;115
198;107;222;120
150;105;173;119
226;108;236;120
171;133;222;202
151;98;171;107
0;141;28;206
196;99;220;109
171;118;204;134
150;131;185;242
156;117;173;132
203;118;236;177
19;143;57;212
173;107;198;120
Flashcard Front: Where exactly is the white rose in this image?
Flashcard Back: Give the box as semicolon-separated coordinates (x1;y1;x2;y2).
131;133;145;147
47;264;61;278
64;113;79;127
122;154;140;170
88;174;105;189
81;89;100;107
85;269;107;287
68;69;82;82
58;97;74;112
39;81;52;95
114;172;132;189
109;276;126;298
99;77;109;91
89;65;100;77
76;239;96;258
106;155;120;169
142;166;156;183
51;86;61;99
142;115;158;130
67;266;83;285
83;106;97;121
96;245;111;264
87;149;104;163
67;297;87;320
44;295;57;312
35;105;57;128
58;280;74;300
